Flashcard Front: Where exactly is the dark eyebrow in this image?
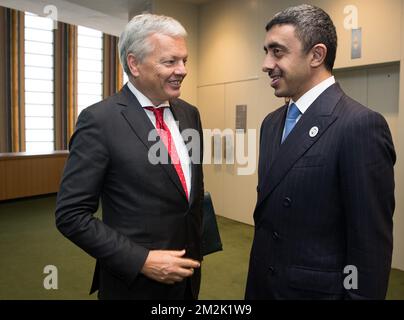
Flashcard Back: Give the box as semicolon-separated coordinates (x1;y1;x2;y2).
264;42;288;52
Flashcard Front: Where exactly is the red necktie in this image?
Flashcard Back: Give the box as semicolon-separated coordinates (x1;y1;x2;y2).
145;107;189;200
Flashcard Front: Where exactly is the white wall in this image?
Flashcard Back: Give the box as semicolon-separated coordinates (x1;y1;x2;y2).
198;0;262;86
198;0;284;225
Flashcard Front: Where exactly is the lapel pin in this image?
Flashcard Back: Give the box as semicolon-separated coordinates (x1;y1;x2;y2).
309;126;319;138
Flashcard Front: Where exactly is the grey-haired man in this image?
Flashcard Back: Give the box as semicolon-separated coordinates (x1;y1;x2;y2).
56;14;204;300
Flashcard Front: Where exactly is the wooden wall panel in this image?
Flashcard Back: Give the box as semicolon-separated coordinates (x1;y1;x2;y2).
0;160;6;200
0;152;68;201
5;158;31;199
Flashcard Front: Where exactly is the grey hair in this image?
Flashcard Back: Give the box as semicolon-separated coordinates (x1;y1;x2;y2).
266;4;337;71
118;13;187;76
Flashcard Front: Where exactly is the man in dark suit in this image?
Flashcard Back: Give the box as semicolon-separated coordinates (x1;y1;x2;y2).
245;4;395;300
56;14;204;300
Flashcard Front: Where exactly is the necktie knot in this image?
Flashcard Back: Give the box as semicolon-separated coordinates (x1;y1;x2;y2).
287;103;301;120
282;103;301;143
145;106;167;127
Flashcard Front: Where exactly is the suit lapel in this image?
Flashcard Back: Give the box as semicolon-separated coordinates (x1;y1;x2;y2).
119;85;156;150
256;83;344;211
268;105;286;167
119;86;188;201
257;106;285;186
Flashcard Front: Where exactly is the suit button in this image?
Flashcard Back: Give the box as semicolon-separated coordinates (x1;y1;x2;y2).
256;186;260;192
269;266;276;275
283;197;292;208
272;231;280;240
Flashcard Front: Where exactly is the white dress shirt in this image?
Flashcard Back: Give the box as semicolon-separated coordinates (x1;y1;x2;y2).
289;76;336;118
282;76;336;137
127;81;192;197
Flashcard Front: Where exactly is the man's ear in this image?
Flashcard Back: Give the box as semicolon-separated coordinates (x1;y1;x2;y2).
310;44;327;68
127;53;140;78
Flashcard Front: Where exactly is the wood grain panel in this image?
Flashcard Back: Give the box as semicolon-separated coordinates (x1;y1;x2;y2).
0;160;6;200
0;152;68;201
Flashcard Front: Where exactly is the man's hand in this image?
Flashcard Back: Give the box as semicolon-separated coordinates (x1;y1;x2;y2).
140;249;200;284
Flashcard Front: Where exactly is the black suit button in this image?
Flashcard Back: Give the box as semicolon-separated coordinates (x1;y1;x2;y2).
272;231;280;240
269;266;276;275
283;197;292;208
256;186;260;192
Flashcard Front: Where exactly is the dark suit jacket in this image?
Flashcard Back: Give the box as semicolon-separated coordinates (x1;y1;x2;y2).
55;84;204;300
245;83;395;300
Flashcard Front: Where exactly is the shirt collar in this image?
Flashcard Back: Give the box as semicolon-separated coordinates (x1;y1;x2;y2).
289;76;336;114
127;81;170;108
